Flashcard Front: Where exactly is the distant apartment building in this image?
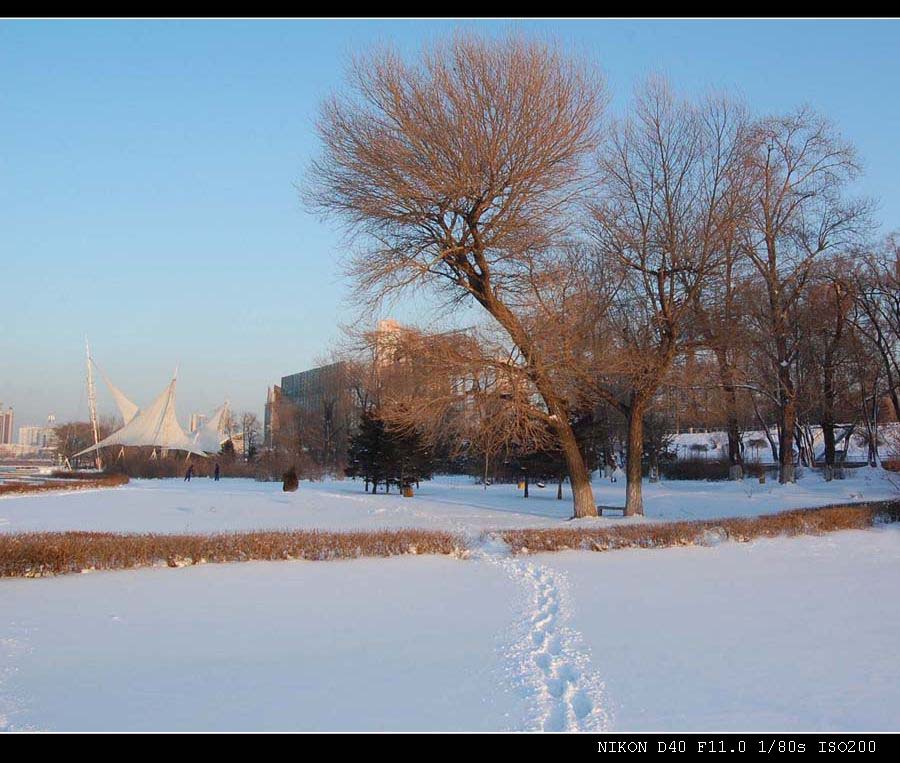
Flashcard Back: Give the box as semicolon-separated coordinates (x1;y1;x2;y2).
263;384;282;448
17;426;42;447
189;413;208;433
0;404;14;445
18;426;55;448
372;318;404;369
17;415;58;449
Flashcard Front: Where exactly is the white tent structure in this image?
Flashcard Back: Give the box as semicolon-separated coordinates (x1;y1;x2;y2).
75;376;208;458
191;402;231;454
93;360;140;426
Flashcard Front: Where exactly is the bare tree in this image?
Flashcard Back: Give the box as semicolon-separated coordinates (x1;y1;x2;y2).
308;34;607;517
240;412;261;463
54;417;117;467
851;235;900;422
588;83;750;515
361;322;559;474
845;321;887;466
795;261;856;476
739;106;870;483
691;195;756;474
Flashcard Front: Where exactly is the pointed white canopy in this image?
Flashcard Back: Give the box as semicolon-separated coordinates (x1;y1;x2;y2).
93;361;140;425
75;377;206;457
192;402;231;454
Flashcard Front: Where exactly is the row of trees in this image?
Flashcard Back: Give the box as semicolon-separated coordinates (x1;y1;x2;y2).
307;33;898;518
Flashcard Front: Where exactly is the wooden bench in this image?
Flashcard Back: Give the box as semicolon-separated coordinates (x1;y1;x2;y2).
597;505;626;516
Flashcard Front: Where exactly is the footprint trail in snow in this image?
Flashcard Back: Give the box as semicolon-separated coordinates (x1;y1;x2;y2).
472;536;611;732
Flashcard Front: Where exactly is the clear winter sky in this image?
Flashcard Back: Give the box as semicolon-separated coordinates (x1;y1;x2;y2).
2;19;899;428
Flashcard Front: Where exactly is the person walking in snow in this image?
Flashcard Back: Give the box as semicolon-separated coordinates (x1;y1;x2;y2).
214;462;220;481
184;463;194;482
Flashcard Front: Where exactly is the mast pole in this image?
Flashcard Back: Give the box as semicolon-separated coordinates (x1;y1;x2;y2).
86;338;103;471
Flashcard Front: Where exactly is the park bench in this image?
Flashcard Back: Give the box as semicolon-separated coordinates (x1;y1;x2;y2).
597;505;626;516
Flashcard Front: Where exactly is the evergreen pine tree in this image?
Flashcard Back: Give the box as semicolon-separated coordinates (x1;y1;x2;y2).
345;410;434;493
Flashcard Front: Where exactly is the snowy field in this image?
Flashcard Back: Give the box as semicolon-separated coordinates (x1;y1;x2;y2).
2;526;899;731
2;471;898;731
1;469;897;535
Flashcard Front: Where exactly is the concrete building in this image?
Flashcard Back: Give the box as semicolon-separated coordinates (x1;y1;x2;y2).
0;404;14;445
17;415;58;450
373;318;405;369
264;384;282;448
19;426;47;447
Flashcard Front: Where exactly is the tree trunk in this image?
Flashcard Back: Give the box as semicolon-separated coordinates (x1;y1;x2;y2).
715;349;743;468
822;423;835;480
795;426;812;468
557;475;563;500
477;292;597;518
778;366;797;484
822;365;836;476
725;420;742;470
554;420;595;516
624;401;645;516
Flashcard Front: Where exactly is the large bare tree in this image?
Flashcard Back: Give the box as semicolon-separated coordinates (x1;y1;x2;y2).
588;83;750;515
851;235;900;422
308;34;606;517
739;107;870;483
796;262;855;476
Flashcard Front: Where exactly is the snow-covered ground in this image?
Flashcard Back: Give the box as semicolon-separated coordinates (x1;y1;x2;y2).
1;469;896;535
2;526;899;731
555;526;900;731
2;470;898;730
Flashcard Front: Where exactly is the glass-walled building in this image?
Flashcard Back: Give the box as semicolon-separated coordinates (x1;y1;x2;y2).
264;362;360;471
280;362;351;412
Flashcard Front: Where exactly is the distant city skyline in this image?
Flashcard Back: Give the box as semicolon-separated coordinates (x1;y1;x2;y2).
3;18;899;428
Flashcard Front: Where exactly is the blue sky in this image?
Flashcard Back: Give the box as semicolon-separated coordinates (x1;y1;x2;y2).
2;19;898;428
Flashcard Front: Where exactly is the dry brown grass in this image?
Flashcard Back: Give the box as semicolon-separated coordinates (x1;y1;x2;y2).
0;473;129;496
0;528;461;578
2;498;898;579
496;499;900;555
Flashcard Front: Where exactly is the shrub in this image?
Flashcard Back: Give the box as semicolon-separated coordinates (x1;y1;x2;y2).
497;499;900;555
0;473;128;496
282;467;299;492
0;528;461;578
659;458;731;481
743;461;766;479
